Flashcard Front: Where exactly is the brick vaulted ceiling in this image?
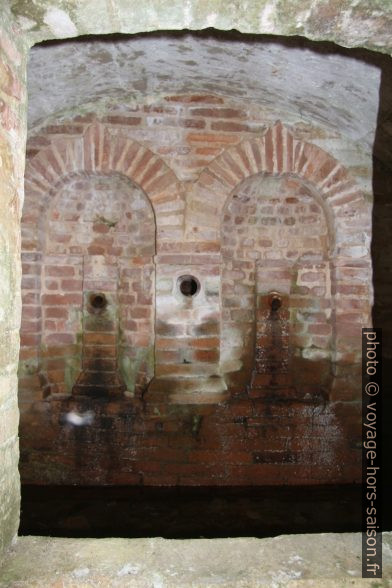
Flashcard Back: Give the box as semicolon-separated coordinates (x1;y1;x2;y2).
27;32;380;152
7;0;389;170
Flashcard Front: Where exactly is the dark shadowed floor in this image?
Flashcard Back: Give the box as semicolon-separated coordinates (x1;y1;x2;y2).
20;484;364;539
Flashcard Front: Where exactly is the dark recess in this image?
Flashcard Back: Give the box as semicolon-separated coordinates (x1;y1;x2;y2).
20;484;364;539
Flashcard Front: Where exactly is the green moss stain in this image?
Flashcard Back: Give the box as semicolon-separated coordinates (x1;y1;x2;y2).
10;0;79;35
94;214;118;228
10;0;46;31
18;358;39;377
64;356;81;393
119;345;154;394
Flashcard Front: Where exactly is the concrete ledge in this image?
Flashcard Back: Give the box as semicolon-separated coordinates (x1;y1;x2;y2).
1;533;391;586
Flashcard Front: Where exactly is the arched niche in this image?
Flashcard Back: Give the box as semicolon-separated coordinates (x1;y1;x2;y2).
188;122;373;401
221;173;333;399
20;167;158;403
20;122;184;405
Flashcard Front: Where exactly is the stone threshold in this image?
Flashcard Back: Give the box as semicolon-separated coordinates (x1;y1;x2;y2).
0;533;391;587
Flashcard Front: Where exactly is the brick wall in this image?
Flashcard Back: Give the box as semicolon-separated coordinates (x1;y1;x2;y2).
21;172;155;401
221;174;332;399
19;100;372;487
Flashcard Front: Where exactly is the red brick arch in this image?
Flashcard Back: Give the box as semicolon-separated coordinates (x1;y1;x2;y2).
188;121;372;365
21;122;185;399
188;121;370;255
24;121;184;240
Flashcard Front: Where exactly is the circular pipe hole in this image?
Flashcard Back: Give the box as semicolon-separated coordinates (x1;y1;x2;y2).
89;292;107;311
271;296;282;311
178;275;200;297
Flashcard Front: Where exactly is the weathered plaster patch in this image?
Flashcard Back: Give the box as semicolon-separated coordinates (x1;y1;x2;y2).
43;7;77;38
206;13;218;27
16;15;38;32
183;0;193;28
259;0;277;33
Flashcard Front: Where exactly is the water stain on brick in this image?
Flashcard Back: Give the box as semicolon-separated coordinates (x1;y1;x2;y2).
18;109;370;492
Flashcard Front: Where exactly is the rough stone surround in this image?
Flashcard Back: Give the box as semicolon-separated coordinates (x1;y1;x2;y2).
1;0;392;566
10;0;392;55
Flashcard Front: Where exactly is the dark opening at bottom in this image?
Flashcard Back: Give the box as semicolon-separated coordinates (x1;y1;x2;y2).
20;485;363;539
